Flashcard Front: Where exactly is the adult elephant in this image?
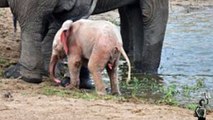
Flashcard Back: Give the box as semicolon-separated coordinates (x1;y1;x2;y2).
1;0;168;86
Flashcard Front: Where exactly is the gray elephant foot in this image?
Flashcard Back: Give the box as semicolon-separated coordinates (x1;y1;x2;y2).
56;58;95;89
21;76;42;83
60;66;95;89
133;68;158;75
79;77;95;89
20;67;42;83
4;63;21;78
133;61;158;75
4;63;42;83
60;77;70;87
60;77;94;89
79;66;95;89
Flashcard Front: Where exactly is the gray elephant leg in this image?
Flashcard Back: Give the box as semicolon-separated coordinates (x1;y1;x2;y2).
118;7;132;56
140;0;168;74
4;18;53;82
19;23;44;83
3;0;59;82
41;19;60;76
4;21;44;83
118;5;144;73
119;1;168;74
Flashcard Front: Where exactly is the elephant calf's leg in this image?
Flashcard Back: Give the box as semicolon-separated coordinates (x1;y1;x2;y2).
106;60;121;95
88;54;107;95
67;56;82;89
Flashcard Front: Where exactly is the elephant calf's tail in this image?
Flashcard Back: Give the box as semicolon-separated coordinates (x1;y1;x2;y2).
117;46;131;85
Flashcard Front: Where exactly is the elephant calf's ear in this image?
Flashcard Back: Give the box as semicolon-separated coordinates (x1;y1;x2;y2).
60;30;69;55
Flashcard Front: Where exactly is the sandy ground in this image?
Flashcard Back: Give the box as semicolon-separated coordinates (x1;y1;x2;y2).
1;1;213;120
0;79;204;120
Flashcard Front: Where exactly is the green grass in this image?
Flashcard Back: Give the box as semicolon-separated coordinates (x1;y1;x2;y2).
158;84;179;105
120;76;163;98
0;67;203;111
0;58;7;64
185;103;197;110
0;69;3;77
41;86;123;101
37;74;206;111
182;78;205;97
120;75;206;109
0;57;16;77
0;58;8;77
42;87;71;97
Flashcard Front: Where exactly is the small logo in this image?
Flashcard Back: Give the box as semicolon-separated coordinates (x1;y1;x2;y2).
194;91;211;120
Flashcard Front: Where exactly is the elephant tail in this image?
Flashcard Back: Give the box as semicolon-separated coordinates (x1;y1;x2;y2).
117;45;131;85
13;15;17;32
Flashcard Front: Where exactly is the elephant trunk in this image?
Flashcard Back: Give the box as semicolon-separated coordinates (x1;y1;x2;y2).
49;54;61;84
81;0;98;19
93;0;135;14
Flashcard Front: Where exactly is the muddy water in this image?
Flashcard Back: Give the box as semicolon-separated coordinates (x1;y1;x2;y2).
159;6;213;107
96;5;213;109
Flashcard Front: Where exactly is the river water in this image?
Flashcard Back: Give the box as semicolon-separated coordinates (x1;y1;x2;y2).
90;5;213;109
159;5;213;108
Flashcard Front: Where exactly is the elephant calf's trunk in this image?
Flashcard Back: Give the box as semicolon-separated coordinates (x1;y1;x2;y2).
49;54;61;84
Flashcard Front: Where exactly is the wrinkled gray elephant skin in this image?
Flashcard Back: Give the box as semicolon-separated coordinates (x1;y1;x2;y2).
0;0;168;83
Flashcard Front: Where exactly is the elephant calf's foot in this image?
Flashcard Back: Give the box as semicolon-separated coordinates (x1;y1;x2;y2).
97;91;107;96
3;63;42;83
111;91;121;96
133;61;158;75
